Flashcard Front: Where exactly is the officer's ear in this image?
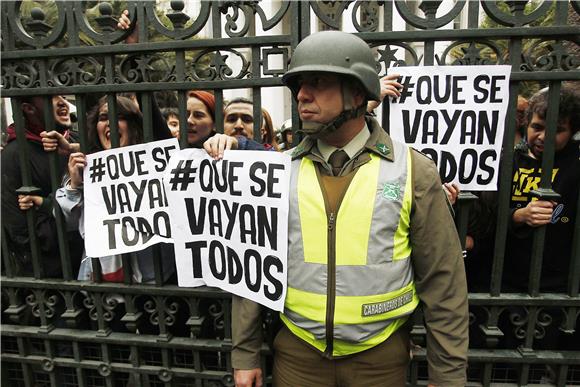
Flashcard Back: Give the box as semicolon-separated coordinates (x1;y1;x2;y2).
351;83;366;108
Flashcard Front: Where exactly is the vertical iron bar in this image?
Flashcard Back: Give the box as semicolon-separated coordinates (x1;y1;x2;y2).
467;0;479;29
75;94;89;153
380;0;394;132
123;254;133;285
568;190;580;296
44;338;57;387
519;362;530;387
137;3;148;44
290;1;309;145
556;364;568;387
224;298;233;375
42;93;73;280
139;0;163;289
100;342;113;387
35;289;54;333
527;82;561;296
73;341;86;387
193;349;202;387
130;345;143;386
92;257;103;283
156;295;170;341
490;35;520;296
252;85;262;144
178;89;188;149
383;0;393;31
408;359;419;386
2;225;14;277
65;2;79;47
482;362;492;387
95;292;111;337
17;336;33;387
106;92;119;149
10;98;42;278
161;347;171;387
1;1;15;50
492;0;524;298
423;40;435;66
299;1;310;40
215;91;225;135
141;92;154;141
212;2;222;38
153;244;164;286
175;46;188;149
212;1;225;135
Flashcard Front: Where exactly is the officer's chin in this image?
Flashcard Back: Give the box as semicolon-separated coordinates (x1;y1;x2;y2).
298;122;322;139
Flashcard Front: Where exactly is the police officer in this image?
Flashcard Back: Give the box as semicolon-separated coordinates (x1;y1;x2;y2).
206;31;469;387
276;119;293;150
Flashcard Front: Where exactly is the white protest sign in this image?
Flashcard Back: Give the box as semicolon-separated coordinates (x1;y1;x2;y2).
164;149;290;311
84;138;179;257
389;65;511;191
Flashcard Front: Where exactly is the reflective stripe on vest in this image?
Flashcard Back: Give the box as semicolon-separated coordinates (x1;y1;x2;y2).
283;141;419;357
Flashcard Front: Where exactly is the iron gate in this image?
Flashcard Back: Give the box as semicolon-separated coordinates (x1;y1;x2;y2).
1;1;579;386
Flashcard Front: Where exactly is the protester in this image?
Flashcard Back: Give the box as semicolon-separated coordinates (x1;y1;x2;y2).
2;95;80;277
206;31;468;387
161;107;180;138
51;96;174;283
185;90;218;147
503;85;579;293
223;97;255;139
260;108;279;150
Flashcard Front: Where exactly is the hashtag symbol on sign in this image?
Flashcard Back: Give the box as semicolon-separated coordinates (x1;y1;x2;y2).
89;157;106;183
169;160;197;191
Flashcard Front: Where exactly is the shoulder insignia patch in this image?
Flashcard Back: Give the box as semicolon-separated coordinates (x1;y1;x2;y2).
291;145;303;157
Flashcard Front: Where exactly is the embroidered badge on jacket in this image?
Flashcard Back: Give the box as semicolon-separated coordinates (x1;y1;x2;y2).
382;181;401;201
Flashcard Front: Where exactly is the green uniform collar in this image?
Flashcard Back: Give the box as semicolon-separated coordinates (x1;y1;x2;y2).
291;116;395;162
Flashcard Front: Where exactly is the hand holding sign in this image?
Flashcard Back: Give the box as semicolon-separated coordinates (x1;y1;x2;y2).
165;149;291;311
68;152;87;189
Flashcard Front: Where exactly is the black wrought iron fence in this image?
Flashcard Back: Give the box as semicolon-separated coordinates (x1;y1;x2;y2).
1;1;579;386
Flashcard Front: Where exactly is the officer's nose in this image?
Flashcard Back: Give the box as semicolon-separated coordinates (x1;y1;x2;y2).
297;84;313;102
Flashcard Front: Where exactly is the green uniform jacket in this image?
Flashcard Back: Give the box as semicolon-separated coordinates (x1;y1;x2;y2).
232;117;469;386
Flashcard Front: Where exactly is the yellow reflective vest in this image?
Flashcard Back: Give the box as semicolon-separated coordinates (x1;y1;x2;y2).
281;141;419;357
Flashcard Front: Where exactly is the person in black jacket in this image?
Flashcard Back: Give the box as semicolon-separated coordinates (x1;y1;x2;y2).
2;95;75;277
503;85;579;293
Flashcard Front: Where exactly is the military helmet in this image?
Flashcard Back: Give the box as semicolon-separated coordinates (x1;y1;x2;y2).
278;119;292;134
282;31;380;101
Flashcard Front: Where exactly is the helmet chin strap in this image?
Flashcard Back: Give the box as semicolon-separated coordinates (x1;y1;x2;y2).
299;80;367;139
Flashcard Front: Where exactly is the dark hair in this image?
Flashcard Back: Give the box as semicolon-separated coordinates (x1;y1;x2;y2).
224;97;253;110
526;84;580;134
87;96;143;153
161;107;180;120
224;97;262;126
